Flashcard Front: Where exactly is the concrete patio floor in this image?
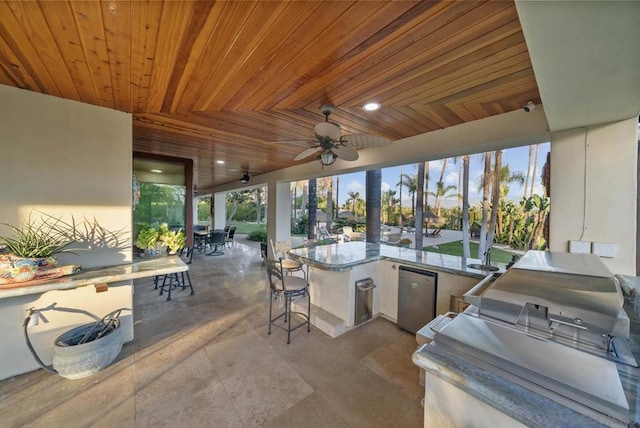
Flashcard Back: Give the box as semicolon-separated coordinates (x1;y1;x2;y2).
0;241;423;427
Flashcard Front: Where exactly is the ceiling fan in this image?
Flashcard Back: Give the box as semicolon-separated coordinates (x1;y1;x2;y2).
290;104;392;167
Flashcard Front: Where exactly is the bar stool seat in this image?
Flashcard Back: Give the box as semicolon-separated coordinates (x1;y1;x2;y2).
270;239;306;280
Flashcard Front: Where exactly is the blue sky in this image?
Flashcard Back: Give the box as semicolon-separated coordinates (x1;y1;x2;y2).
331;142;551;209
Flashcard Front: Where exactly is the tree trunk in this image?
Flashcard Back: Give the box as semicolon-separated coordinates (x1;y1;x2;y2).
302;183;308;217
458;160;463;230
335;176;340;219
292;182;298;220
486;150;502;250
326;177;333;233
255;188;262;224
307;179;317;240
478;152;492;258
424;162;430;210
366;170;381;243
398;166;403;226
530;144;540;196
462;155;471;258
416;162;425;250
438;158;448;184
524;145;533;197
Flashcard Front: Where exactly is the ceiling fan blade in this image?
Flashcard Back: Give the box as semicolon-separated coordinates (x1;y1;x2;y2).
294;146;322;161
333;145;359;161
342;134;392;149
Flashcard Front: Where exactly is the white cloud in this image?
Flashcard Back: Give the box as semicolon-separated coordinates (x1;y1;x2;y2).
444;171;458;186
346;180;363;192
381;182;390;192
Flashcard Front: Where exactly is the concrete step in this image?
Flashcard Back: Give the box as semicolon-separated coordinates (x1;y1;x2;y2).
291;298;351;338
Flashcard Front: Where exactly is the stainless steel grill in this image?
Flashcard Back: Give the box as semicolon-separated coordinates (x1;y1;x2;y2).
425;251;636;426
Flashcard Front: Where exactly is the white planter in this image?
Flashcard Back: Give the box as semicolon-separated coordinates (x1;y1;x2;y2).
52;321;122;380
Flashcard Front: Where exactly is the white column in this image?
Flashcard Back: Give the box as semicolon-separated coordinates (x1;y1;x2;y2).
549;116;638;275
213;192;226;230
267;180;292;257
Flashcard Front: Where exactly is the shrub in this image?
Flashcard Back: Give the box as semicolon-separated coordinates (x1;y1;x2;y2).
248;226;268;242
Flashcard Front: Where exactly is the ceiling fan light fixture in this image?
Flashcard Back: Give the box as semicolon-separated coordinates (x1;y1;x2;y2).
363;102;380;111
318;150;337;168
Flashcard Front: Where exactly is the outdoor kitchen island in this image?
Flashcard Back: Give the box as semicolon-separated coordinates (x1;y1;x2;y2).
412;251;640;428
287;240;503;338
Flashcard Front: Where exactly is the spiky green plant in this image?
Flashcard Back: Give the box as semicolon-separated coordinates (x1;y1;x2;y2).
1;212;77;258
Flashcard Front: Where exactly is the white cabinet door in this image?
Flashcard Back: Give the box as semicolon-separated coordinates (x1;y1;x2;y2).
378;260;399;322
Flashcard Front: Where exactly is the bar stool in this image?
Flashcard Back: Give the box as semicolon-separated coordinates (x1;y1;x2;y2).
270;239;306;280
265;258;310;344
153;247;195;301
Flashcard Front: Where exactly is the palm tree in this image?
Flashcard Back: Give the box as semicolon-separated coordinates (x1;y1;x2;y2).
396;166;404;226
486;150;502;250
308;178;317;239
424;161;430;210
529;143;540;196
461;155;471;258
347;191;360;217
318;176;333;232
477;152;492;258
524;145;533;197
415;162;425;250
335;176;340;219
381;189;398;224
399;172;418;218
428;182;457;217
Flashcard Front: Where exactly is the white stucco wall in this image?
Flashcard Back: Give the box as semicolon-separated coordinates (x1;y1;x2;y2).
549;117;638;275
0;85;134;379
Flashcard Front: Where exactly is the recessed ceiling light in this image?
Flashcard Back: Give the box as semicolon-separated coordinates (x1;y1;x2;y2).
216;160;225;164
150;169;162;173
363;102;380;111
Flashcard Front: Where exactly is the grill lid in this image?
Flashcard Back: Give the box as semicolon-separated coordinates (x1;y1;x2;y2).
464;251;626;354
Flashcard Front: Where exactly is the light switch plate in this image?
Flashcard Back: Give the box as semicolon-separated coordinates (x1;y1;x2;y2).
569;240;591;254
592;242;616;258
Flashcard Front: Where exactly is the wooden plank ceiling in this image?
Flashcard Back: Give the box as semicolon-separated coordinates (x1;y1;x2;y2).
0;0;540;189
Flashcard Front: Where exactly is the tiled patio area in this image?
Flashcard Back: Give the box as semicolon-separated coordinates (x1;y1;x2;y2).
0;241;423;427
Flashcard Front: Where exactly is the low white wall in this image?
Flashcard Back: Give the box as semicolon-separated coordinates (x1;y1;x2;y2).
549;117;638;275
0;85;134;379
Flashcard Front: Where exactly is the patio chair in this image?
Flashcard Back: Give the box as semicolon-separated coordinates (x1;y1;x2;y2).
265;258;310;344
225;226;237;248
342;226;365;241
426;228;441;238
206;230;226;255
382;232;402;245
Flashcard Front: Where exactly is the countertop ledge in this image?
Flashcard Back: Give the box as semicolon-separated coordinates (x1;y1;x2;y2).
0;256;188;299
288;241;504;278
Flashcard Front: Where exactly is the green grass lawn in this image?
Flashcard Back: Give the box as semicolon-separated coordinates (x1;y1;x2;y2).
423;240;517;264
228;221;265;234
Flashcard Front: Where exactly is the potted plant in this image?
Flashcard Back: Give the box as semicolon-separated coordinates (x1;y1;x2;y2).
136;223;185;256
0;212;79;283
399;238;413;248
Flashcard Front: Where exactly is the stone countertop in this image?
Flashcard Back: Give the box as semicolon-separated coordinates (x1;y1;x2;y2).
413;303;640;427
288;241;505;278
0;256;188;300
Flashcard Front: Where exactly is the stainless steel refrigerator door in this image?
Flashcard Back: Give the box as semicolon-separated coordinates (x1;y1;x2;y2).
398;266;437;333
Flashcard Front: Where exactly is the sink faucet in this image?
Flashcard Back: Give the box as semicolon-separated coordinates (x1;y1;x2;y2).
484;248;492;266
